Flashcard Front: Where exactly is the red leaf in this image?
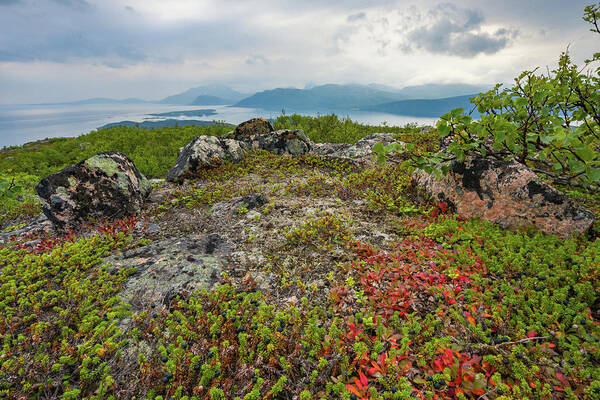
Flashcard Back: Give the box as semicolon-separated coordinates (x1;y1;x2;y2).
529;382;537;389
466;314;476;326
359;371;368;387
555;371;569;386
346;384;361;396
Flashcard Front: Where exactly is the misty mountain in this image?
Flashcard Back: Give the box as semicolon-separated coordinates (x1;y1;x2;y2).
394;83;489;99
234;83;490;111
234;84;403;111
159;85;247;105
189;95;233;105
363;94;478;117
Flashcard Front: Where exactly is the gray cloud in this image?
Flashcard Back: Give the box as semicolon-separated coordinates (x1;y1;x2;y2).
404;3;516;58
0;1;266;66
245;54;269;65
347;12;366;22
0;0;595;104
51;0;93;11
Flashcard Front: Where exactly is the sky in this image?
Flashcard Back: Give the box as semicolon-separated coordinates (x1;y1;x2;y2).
0;0;597;104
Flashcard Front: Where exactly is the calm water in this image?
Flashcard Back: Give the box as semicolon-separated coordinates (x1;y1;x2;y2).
0;103;438;148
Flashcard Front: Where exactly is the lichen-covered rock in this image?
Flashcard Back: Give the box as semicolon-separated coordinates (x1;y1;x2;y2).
35;152;151;229
312;133;406;165
106;234;232;310
231;117;274;139
412;157;595;238
166;135;246;182
238;129;312;155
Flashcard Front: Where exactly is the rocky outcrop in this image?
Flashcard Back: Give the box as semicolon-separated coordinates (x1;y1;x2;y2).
166;119;312;182
237;129;312;155
35;152;151;230
230;117;274;139
106;234;232;310
312;133;406;165
412;157;595;238
166;135;246;182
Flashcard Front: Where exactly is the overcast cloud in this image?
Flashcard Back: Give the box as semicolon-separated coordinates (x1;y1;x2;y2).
0;0;596;104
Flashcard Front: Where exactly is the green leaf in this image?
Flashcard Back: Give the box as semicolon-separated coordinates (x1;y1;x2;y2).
372;142;384;156
575;146;595;162
586;167;600;182
437;123;451;137
514;97;529;107
539;134;555;144
450;108;465;118
569;160;586;174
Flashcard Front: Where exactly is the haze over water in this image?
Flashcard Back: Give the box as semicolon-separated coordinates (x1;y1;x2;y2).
0;103;438;148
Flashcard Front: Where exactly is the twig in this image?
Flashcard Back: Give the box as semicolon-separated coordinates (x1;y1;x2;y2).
477;387;498;400
496;336;549;347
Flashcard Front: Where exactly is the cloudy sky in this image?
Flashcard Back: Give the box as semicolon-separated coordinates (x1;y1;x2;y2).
0;0;596;104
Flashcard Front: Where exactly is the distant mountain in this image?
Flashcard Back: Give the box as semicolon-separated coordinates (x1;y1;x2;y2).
366;83;404;93
363;94;478;118
394;83;489;100
189;95;233;106
98;119;232;130
160;85;247;105
234;84;404;111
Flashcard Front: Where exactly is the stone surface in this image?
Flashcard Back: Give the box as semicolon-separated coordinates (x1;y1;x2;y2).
0;213;52;244
239;129;312;155
210;193;269;218
105;233;271;311
312;133;406;165
412;157;595;238
35;152;151;229
230;117;274;139
108;234;230;310
166;135;246;182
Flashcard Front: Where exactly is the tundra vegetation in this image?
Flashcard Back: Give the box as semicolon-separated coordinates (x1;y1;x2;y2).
0;4;599;400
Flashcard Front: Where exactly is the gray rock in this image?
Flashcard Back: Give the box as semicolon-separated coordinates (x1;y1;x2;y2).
211;193;269;218
312;133;406;164
35;152;151;230
106;234;233;310
136;221;161;234
237;129;312;156
166;135;246;183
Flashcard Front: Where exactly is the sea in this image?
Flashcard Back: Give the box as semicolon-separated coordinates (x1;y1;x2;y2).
0;103;438;148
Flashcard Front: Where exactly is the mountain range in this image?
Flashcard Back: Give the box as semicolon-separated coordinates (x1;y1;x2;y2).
362;94;479;117
158;84;249;105
231;83;487;116
36;82;490;118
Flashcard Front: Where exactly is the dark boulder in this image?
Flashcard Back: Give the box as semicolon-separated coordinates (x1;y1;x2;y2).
412;157;595;238
229;117;274;139
36;152;151;230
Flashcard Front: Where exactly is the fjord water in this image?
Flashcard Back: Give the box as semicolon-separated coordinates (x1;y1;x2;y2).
0;103;438;148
